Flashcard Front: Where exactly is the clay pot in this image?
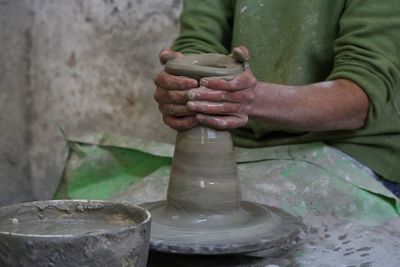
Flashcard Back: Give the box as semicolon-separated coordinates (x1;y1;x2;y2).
164;53;245;226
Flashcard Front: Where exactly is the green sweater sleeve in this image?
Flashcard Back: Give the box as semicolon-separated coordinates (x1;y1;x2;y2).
327;0;400;123
171;0;235;55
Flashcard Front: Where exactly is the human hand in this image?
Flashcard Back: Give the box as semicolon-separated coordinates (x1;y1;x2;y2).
154;49;199;131
186;46;257;129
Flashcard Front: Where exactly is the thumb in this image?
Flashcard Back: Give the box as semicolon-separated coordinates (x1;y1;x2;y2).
231;46;250;65
159;48;183;65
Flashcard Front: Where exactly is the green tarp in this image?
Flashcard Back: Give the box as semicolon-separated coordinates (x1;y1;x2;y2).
54;132;400;225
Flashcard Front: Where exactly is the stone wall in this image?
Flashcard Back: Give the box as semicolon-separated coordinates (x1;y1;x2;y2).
0;0;181;204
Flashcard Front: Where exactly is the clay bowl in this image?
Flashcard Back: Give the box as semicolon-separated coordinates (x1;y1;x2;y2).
0;200;151;267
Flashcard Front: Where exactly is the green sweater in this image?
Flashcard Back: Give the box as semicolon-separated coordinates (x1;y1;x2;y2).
171;0;400;183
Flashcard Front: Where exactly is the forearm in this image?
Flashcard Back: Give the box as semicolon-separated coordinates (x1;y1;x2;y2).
249;79;369;131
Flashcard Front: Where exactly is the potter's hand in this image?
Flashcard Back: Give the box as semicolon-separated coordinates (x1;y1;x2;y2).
154;49;199;131
186;46;257;129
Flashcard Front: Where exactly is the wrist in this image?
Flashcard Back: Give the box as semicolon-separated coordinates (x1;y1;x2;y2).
248;82;266;120
248;82;295;121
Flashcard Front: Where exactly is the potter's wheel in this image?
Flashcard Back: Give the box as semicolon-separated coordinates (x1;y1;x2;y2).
143;53;302;255
142;201;300;254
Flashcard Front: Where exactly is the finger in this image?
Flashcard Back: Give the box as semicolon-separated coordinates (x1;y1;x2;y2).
159;49;183;65
154;88;189;104
187;101;240;115
196;114;248;129
163;115;199;131
231;46;249;64
187;87;227;102
199;69;256;92
188;87;255;103
161;104;195;116
155;71;198;90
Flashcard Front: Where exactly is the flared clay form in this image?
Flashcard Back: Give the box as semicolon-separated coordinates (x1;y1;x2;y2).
142;54;301;255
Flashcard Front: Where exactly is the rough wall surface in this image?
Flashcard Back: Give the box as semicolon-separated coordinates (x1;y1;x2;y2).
0;0;33;204
0;0;181;203
28;0;180;199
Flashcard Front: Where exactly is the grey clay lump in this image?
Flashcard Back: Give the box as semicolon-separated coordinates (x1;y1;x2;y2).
142;53;302;255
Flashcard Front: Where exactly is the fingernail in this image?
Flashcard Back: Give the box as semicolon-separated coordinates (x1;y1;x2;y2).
219;121;228;128
187;91;196;100
196;113;205;120
222;75;235;81
187;101;196;110
199;79;208;87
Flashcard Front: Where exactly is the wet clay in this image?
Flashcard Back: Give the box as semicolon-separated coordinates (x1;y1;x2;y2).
142;54;302;255
0;219;136;235
165;53;243;80
0;200;151;267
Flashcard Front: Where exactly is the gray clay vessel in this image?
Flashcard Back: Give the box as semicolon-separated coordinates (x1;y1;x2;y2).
143;53;301;255
0;200;151;267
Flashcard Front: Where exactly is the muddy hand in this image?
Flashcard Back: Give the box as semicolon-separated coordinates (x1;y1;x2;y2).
154;49;199;131
186;46;256;129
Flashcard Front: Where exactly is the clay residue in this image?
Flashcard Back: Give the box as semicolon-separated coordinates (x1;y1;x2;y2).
108;213;136;226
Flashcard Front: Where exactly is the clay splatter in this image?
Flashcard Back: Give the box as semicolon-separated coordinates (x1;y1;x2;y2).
356;247;372;252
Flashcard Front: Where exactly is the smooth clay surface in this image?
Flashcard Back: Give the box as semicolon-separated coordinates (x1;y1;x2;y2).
0;200;151;267
167;126;241;217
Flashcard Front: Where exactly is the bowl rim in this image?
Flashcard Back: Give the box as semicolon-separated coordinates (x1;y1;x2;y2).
0;199;151;238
